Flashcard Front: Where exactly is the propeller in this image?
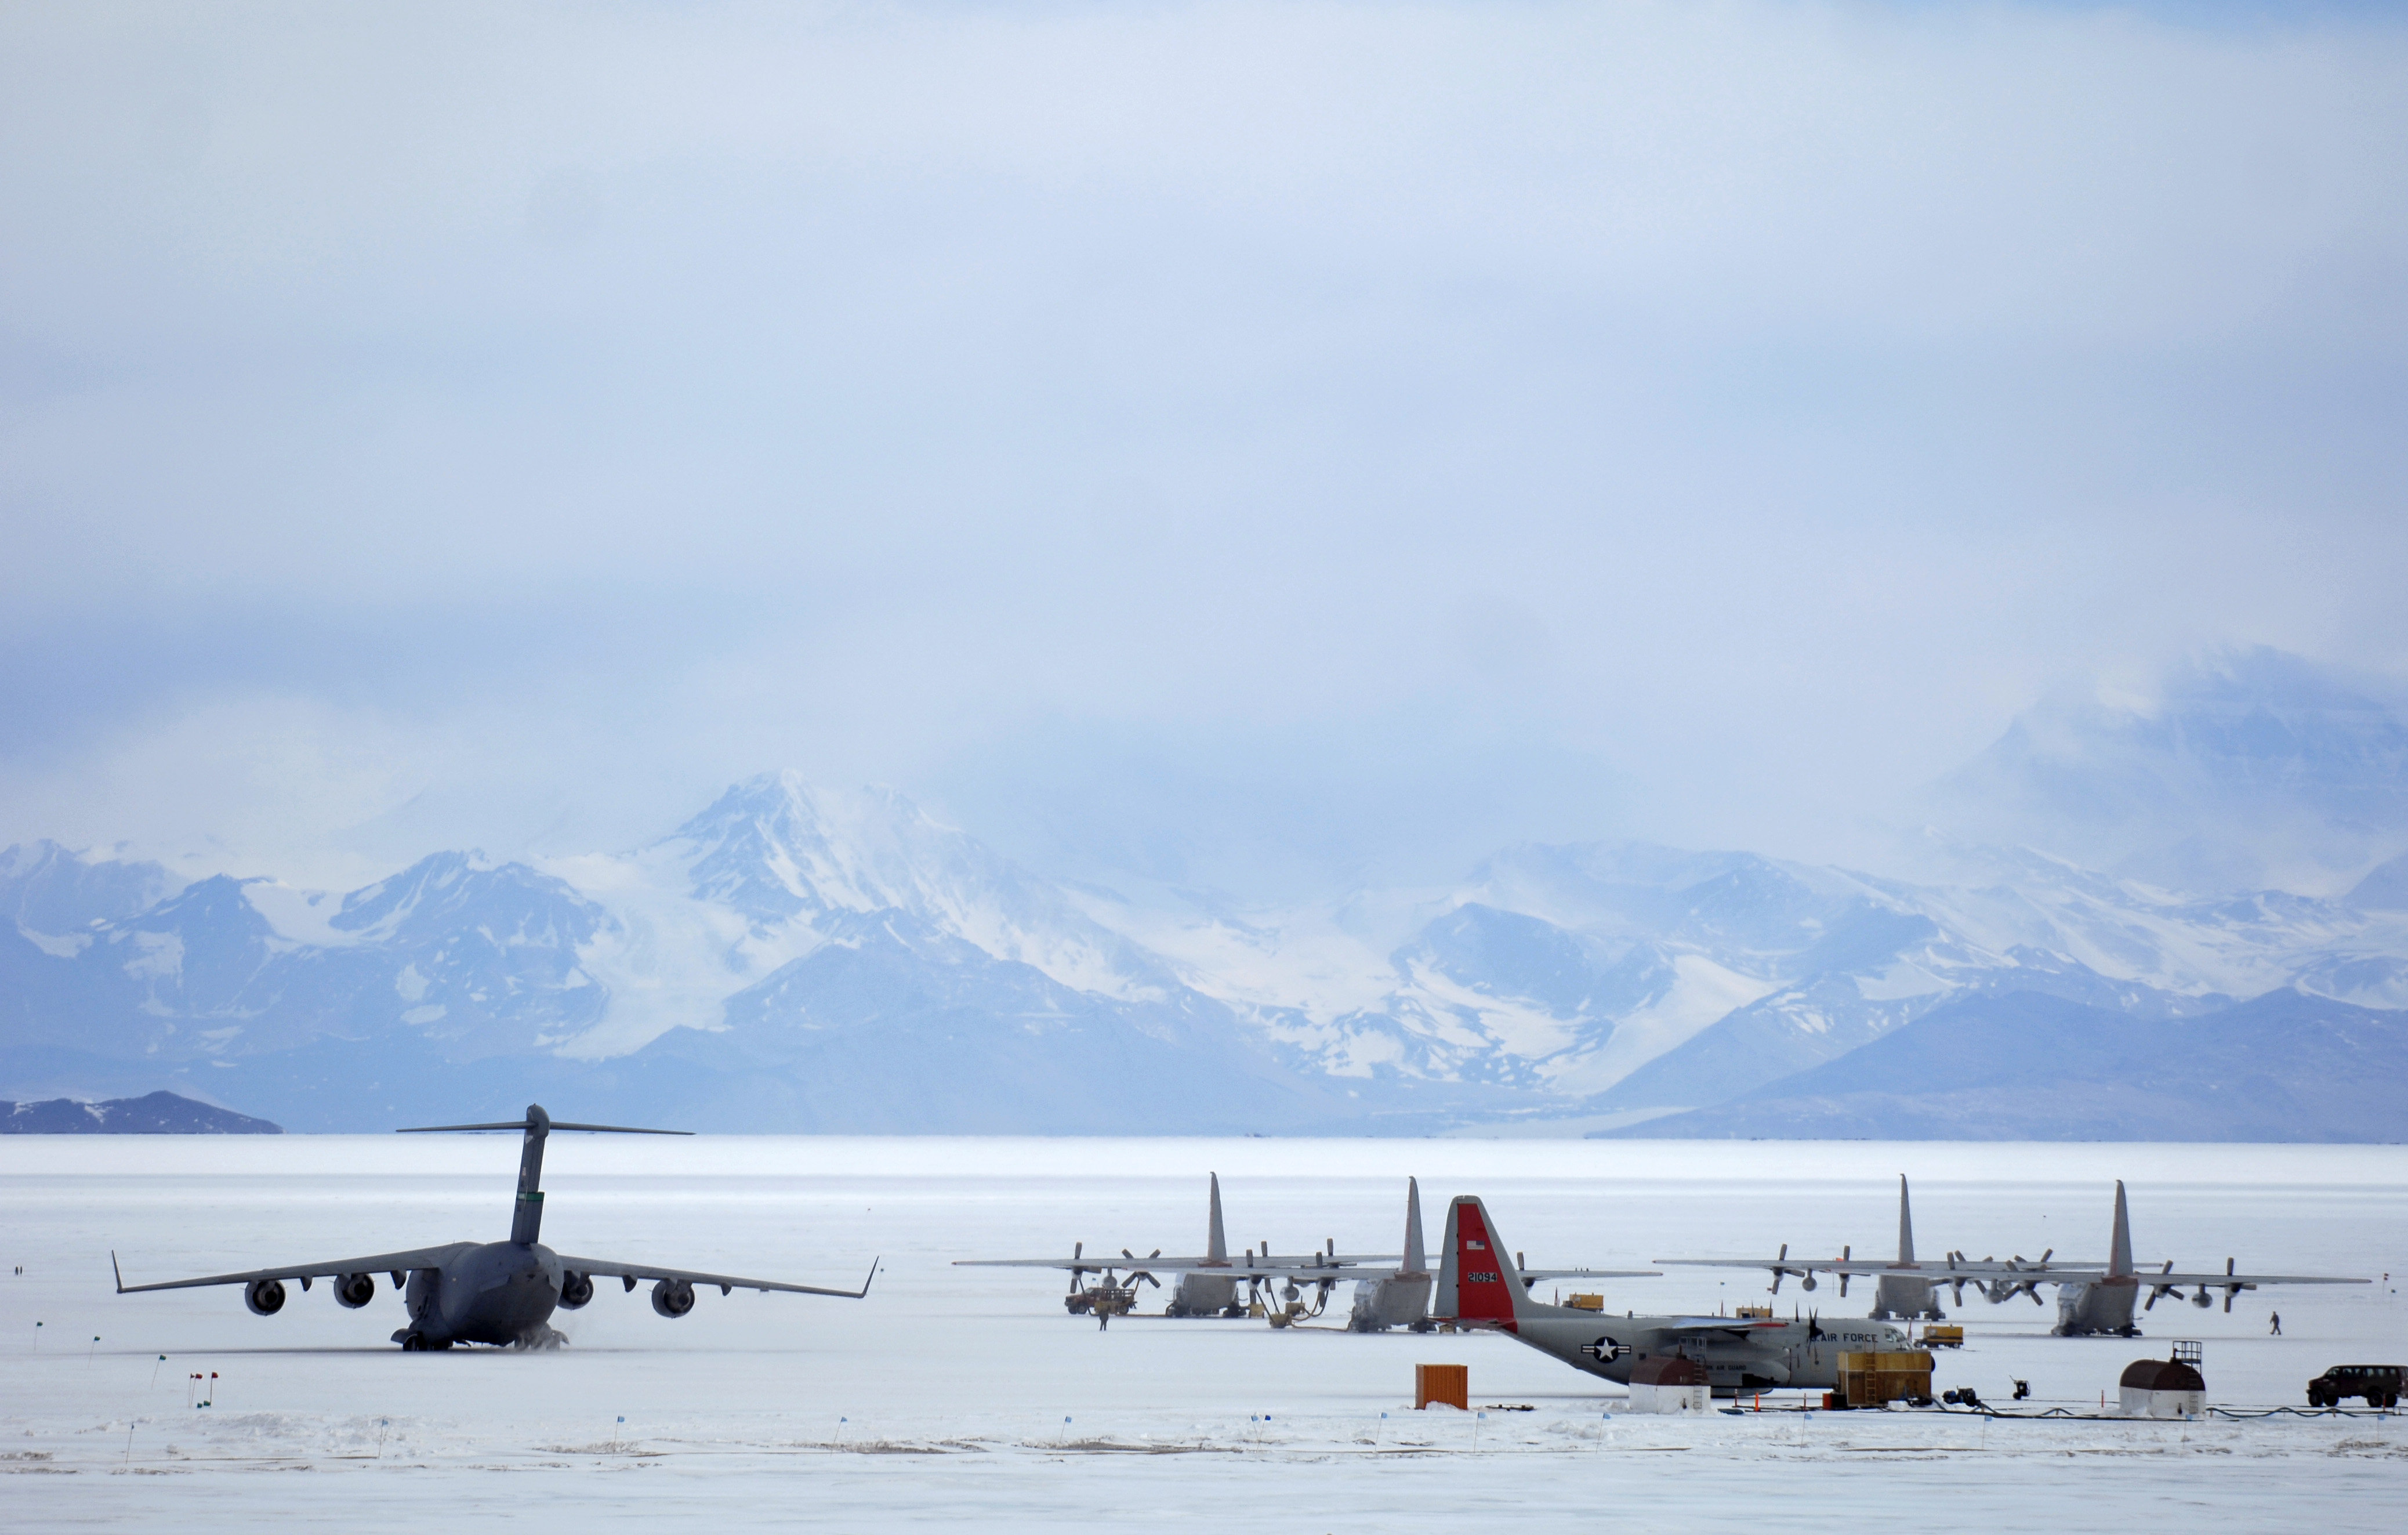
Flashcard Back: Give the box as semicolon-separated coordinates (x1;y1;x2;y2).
1770;1243;1791;1295
2145;1260;2178;1311
1838;1246;1851;1300
1985;1257;2044;1306
2222;1257;2242;1313
1123;1248;1163;1290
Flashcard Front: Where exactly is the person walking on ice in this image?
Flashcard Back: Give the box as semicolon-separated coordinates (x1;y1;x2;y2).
2270;1311;2282;1335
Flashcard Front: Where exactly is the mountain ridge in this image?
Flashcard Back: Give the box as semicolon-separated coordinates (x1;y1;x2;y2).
1593;988;2408;1142
8;648;2408;1136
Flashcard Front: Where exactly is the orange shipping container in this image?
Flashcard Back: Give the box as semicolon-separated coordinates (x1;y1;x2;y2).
1415;1363;1469;1410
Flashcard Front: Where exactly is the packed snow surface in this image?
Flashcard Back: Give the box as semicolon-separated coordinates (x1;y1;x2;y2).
3;1138;2404;1530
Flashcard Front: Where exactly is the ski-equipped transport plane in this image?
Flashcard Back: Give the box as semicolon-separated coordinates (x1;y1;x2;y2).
2015;1181;2366;1337
1437;1194;1906;1397
1652;1175;2113;1321
959;1174;1656;1329
1649;1175;2365;1336
113;1105;876;1350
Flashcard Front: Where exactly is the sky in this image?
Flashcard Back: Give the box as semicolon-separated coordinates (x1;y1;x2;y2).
2;0;2406;896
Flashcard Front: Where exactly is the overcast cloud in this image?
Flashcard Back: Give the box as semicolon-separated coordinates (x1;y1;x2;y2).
2;1;2405;893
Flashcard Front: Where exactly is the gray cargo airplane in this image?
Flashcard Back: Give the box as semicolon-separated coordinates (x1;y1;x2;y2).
960;1174;1654;1329
1438;1194;1906;1396
2011;1181;2365;1337
1653;1175;2110;1321
113;1105;875;1350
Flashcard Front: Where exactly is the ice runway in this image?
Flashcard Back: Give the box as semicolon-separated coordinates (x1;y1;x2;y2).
4;1137;2405;1530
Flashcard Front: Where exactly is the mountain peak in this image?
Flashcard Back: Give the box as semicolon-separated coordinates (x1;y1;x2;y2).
663;774;966;926
1;839;183;933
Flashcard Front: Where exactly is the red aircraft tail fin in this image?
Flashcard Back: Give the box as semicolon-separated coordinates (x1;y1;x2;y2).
1436;1196;1524;1329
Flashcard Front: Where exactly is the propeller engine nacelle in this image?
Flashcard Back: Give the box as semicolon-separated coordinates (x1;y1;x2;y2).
334;1272;377;1309
245;1278;287;1316
651;1277;696;1319
558;1270;594;1309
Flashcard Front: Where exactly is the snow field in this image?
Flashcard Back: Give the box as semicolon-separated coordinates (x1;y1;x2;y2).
4;1136;2404;1529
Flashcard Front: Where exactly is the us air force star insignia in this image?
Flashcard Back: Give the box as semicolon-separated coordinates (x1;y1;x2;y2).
1580;1337;1628;1363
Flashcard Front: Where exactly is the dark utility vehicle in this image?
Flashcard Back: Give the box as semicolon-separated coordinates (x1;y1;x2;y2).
2307;1365;2403;1408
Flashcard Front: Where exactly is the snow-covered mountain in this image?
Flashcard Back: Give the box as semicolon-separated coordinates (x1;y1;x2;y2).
0;777;1333;1131
8;743;2408;1135
1604;989;2408;1142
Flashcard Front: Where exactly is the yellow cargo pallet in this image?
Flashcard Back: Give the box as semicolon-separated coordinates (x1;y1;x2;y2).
1833;1350;1935;1409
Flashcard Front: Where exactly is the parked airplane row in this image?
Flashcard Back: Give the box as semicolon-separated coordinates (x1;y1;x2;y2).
106;1106;2366;1385
956;1174;1654;1330
964;1171;2363;1341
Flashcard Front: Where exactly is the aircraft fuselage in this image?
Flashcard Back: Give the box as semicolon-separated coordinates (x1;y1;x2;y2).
1166;1270;1242;1317
2051;1276;2144;1337
1348;1272;1434;1331
1489;1313;1910;1396
397;1241;568;1349
1870;1272;1946;1322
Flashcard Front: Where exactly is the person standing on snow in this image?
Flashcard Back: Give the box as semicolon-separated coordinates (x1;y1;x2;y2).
2270;1311;2282;1335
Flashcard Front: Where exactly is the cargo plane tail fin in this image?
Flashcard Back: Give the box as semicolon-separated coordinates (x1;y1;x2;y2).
1898;1174;1916;1265
397;1103;688;1246
1437;1196;1527;1328
1404;1178;1427;1277
1206;1173;1228;1264
2109;1180;2134;1280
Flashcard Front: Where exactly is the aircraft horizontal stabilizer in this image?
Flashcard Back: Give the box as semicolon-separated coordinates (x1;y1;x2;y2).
397;1120;691;1135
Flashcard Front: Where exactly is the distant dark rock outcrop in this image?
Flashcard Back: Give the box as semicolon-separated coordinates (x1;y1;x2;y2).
1;1089;282;1134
